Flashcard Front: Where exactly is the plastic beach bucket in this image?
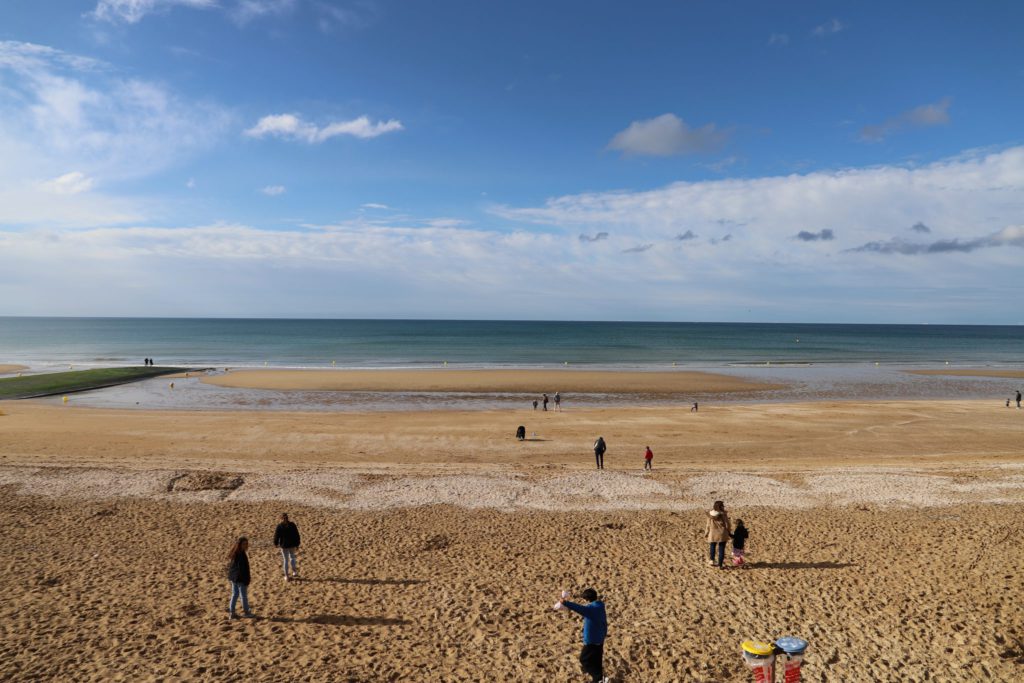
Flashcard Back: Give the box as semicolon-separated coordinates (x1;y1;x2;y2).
741;640;776;683
774;636;809;683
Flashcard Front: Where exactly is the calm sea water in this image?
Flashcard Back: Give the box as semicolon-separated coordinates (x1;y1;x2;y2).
0;317;1021;369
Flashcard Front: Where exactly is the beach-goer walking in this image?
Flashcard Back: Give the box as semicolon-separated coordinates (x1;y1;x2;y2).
594;437;606;470
732;519;749;567
533;400;538;410
543;393;549;411
554;392;561;411
274;513;301;581
691;401;698;412
227;536;253;618
554;588;608;683
705;500;732;569
643;446;653;471
516;425;526;441
1017;390;1021;408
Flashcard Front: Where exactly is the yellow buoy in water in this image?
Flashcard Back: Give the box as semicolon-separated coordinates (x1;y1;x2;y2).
443;361;448;367
564;361;569;366
169;382;174;389
62;396;68;403
331;360;336;366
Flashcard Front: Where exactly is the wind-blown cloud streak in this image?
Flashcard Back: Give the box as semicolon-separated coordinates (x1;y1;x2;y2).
847;226;1024;255
861;98;951;142
245;113;403;143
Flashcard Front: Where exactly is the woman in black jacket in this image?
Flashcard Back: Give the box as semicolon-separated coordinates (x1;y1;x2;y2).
227;536;253;619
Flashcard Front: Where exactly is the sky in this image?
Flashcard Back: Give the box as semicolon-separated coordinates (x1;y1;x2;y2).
1;1;1022;323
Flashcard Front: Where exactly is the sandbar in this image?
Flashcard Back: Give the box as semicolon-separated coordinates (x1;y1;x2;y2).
202;368;782;394
0;364;27;375
907;368;1024;379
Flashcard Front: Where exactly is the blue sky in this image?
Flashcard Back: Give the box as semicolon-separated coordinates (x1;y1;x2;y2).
1;1;1023;322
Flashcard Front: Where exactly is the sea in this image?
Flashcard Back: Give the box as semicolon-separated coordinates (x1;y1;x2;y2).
1;318;1021;410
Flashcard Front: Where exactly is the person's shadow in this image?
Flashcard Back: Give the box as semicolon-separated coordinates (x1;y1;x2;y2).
264;614;409;626
745;561;855;570
299;577;424;586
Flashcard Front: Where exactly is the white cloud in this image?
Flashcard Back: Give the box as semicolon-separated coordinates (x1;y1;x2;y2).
41;171;96;195
361;203;390;210
0;41;230;227
244;113;403;143
260;185;286;196
812;18;846;37
92;0;217;24
231;0;297;25
861;98;951;142
607;113;729;157
768;33;789;46
186;177;196;189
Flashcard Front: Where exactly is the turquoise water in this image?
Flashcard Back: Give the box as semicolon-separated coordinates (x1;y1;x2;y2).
0;317;1021;369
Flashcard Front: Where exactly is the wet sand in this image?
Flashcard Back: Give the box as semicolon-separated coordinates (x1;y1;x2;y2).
0;364;27;375
907;369;1024;379
202;368;783;394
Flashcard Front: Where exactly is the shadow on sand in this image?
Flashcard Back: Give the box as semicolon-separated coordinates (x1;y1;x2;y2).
300;577;425;586
745;561;855;570
265;614;410;627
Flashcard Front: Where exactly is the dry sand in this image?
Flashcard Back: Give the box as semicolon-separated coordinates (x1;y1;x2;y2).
1;398;1023;681
0;363;27;375
202;368;782;394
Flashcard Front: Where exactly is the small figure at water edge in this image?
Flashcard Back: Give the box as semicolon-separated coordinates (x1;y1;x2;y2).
643;445;653;471
554;392;561;411
542;393;549;411
691;401;698;412
593;437;606;470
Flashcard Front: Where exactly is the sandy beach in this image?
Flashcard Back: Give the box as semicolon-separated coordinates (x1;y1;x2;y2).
0;363;27;375
1;396;1023;681
202;368;783;394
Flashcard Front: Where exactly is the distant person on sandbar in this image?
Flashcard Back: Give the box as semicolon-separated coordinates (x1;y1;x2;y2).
593;436;606;470
732;519;749;567
273;513;301;581
226;536;253;618
705;500;732;569
643;446;653;471
1017;390;1021;408
533;399;539;410
691;401;698;412
543;393;549;411
516;425;526;441
554;392;561;411
553;587;608;683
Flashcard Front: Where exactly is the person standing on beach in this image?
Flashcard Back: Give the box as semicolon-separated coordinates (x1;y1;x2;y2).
273;513;301;581
554;392;561;411
543;393;549;411
705;500;732;569
226;536;253;618
1016;390;1021;408
731;519;749;567
553;588;608;683
594;437;606;470
643;446;653;471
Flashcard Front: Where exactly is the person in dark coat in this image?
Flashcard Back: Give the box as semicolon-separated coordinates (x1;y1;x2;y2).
554;587;608;683
516;425;526;441
593;437;607;470
273;514;301;581
227;536;253;618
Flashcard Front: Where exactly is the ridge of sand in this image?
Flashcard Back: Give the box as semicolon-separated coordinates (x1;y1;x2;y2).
907;368;1024;379
201;368;783;393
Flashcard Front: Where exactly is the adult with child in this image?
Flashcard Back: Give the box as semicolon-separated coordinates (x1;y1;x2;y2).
273;513;301;581
553;587;608;683
226;536;253;618
705;500;732;569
